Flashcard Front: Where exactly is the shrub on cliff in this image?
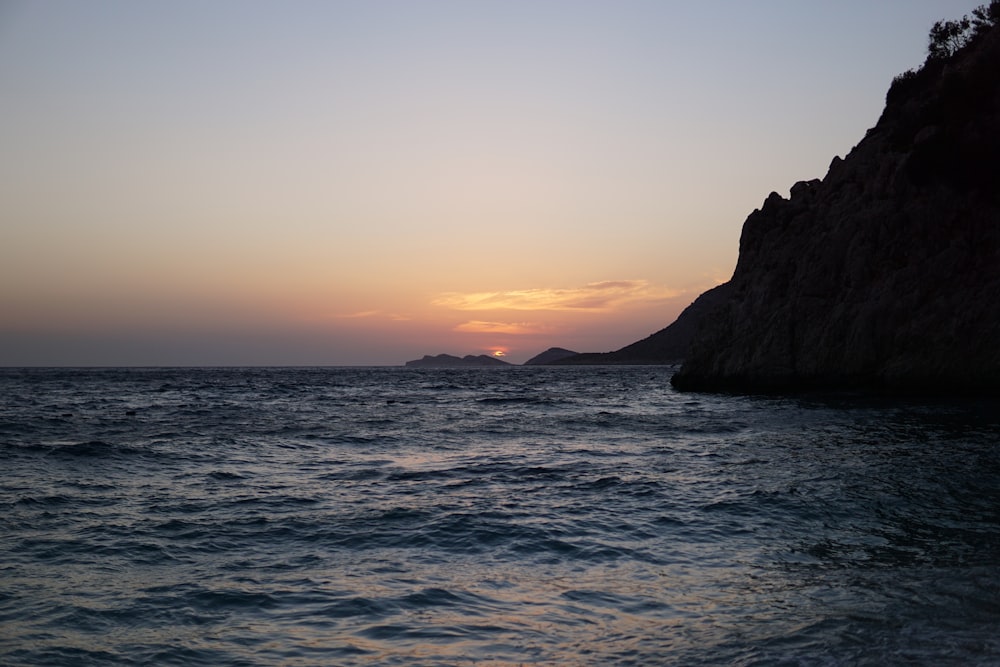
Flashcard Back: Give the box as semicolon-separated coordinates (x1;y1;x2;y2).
886;68;922;105
888;2;998;105
928;16;972;60
972;1;1000;34
927;1;999;61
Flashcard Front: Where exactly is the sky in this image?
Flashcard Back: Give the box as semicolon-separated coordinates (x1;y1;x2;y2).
0;0;983;365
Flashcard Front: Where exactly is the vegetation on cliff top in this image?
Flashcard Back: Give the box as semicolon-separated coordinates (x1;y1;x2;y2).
927;1;1000;60
889;1;999;103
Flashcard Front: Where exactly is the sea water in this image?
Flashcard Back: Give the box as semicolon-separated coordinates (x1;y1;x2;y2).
1;366;999;666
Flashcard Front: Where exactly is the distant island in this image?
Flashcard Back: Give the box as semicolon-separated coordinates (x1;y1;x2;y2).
404;354;512;368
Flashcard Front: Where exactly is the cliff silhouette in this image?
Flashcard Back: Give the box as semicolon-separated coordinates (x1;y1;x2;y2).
671;10;1000;393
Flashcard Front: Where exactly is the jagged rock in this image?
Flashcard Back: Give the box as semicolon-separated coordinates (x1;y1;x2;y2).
671;22;1000;393
404;354;512;368
523;348;579;365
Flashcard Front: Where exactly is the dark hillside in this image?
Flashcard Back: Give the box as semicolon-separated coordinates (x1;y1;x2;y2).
671;12;1000;393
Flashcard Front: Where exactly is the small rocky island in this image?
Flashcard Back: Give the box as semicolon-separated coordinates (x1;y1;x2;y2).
670;8;1000;393
404;354;512;368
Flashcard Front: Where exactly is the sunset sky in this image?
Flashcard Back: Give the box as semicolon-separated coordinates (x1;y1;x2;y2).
0;1;980;365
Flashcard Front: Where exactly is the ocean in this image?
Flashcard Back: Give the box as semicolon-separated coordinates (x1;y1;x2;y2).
2;366;999;666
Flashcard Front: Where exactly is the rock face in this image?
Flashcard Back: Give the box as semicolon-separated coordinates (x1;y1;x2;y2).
553;283;733;365
672;23;1000;393
523;348;579;365
405;354;512;368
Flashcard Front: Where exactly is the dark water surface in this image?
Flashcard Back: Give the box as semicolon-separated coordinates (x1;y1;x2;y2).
2;366;999;665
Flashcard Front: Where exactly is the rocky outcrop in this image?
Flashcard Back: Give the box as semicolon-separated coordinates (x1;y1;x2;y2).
553;283;733;365
671;22;1000;393
405;354;512;368
523;348;579;365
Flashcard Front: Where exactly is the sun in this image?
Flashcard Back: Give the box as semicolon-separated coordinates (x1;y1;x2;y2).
492;350;506;357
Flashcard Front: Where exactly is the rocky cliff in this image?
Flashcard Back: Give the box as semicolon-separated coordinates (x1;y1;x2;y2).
671;20;1000;393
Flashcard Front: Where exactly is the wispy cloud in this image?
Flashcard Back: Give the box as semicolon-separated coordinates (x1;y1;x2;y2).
340;310;381;319
433;280;680;312
338;310;411;321
453;321;555;335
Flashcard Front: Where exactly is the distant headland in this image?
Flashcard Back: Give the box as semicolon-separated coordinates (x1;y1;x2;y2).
523;348;579;365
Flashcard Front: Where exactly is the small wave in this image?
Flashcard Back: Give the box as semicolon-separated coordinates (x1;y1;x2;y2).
188;588;280;611
560;588;637;609
317;596;391;619
324;434;394;446
14;494;73;507
385;468;453;482
207;470;246;481
43;440;146;458
317;466;385;482
399;587;469;609
584;475;623;489
476;395;567;406
369;507;431;525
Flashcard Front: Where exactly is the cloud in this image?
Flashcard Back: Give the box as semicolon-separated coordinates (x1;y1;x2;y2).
340;310;381;319
433;280;681;312
453;321;555;335
338;310;411;321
